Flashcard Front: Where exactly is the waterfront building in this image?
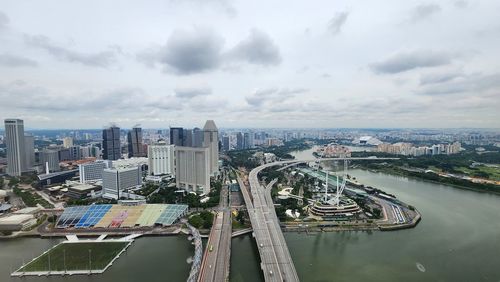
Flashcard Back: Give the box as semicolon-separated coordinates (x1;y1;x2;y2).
4;119;26;176
148;141;175;176
79;160;112;183
102;126;121;160
170;127;184;146
203;120;219;174
175;146;211;194
102;166;142;200
127;127;145;157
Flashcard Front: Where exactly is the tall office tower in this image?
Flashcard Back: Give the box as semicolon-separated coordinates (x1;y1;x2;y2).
127;127;144;158
175;146;211;194
236;132;244;150
62;137;73;148
192;127;204;147
170;127;184;146
102;126;121;160
79;160;111;183
148;141;175;176
243;132;254;149
203;120;219;174
24;134;35;169
183;129;193;147
4;119;26;176
40;149;60;173
222;136;230;151
102;166;142;200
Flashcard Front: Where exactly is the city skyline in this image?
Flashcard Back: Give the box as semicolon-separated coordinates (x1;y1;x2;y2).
1;1;499;129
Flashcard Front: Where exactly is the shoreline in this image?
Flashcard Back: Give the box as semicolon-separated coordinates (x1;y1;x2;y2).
363;166;500;195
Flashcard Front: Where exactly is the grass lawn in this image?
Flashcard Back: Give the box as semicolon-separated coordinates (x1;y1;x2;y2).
19;242;129;272
457;166;500;181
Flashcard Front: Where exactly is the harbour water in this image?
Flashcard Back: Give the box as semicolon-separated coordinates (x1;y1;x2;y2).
1;236;193;282
2;147;500;282
229;148;500;281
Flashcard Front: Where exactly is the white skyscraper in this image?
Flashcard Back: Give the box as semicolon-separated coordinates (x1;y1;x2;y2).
175;146;211;194
202;120;219;175
148;141;175;176
4;119;26;176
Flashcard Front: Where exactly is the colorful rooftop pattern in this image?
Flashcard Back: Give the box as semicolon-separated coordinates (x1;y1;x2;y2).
56;204;188;229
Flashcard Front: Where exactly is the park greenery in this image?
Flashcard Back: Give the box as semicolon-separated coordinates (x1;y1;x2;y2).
13;187;53;208
227;139;313;169
352;150;500;193
188;211;214;229
148;179;222;208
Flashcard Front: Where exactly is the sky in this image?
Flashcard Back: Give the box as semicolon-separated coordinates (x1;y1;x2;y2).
0;0;499;129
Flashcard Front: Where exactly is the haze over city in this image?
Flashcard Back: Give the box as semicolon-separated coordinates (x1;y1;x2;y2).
1;0;499;129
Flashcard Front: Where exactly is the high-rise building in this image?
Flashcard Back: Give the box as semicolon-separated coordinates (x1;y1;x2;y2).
102;166;142;200
127;127;144;157
79;160;111;183
148;141;175;176
40;149;60;173
243;132;254;149
203;120;219;174
175;146;211;194
222;136;230;151
24;134;35;170
4;119;26;176
170;127;184;146
192;127;204;147
62;137;73;148
236;132;244;150
102;126;121;160
183;129;193;147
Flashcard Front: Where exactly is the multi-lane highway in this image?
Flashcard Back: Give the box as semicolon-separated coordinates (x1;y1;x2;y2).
198;183;232;282
239;157;399;281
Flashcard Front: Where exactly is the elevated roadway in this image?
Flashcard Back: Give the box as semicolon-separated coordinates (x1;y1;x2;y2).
240;157;399;282
198;184;232;282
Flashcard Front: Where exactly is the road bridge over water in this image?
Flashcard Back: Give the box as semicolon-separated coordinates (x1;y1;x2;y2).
239;157;399;281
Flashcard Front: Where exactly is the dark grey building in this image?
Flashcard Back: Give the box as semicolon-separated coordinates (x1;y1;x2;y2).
127;127;144;157
193;127;204;147
236;132;244;150
102;126;121;160
183;129;193;147
222;136;230;151
170;127;184;146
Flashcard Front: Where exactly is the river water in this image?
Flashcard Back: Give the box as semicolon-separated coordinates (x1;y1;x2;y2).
1;236;193;282
2;147;500;282
229;148;500;281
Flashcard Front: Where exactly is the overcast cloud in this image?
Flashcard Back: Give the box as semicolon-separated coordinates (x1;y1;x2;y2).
0;0;499;129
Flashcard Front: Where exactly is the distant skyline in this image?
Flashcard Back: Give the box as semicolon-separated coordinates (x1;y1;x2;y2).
1;0;499;128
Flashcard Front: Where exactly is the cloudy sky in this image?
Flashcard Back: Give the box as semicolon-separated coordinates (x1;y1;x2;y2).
0;0;499;129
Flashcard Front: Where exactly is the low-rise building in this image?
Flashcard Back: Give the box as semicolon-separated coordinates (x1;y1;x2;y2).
0;214;36;231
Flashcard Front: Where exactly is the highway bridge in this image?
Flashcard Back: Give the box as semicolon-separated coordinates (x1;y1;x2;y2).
198;183;232;282
239;157;399;281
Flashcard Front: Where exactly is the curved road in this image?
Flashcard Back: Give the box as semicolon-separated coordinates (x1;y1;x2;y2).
243;157;399;282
